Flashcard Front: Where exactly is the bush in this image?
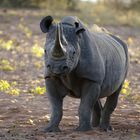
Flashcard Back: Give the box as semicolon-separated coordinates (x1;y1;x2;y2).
0;0;79;10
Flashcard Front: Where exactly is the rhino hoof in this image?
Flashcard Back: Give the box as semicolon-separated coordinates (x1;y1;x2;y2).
100;124;114;132
43;126;61;132
75;126;92;132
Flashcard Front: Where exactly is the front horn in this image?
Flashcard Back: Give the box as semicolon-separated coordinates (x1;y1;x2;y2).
52;24;65;58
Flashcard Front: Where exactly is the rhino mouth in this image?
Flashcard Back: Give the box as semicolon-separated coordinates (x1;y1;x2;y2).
47;64;70;77
52;72;66;77
50;70;69;77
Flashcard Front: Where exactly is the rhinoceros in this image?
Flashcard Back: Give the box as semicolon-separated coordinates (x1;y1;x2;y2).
40;16;128;132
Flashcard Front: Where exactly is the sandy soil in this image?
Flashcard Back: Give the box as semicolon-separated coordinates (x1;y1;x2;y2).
0;9;140;140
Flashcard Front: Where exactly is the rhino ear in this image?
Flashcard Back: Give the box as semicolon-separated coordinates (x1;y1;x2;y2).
40;16;53;33
75;21;85;35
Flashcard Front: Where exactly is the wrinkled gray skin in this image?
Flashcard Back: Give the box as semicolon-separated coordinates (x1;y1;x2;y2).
40;16;128;132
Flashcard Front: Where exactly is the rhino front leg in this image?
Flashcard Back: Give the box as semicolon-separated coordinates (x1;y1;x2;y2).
44;96;63;132
75;82;101;131
100;85;122;131
44;79;65;132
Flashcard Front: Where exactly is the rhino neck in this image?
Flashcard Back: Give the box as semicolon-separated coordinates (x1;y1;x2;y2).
52;24;66;58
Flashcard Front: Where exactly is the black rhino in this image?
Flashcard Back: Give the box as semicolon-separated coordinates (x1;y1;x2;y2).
40;16;129;132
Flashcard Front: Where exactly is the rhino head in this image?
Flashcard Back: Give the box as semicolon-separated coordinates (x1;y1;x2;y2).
40;16;85;76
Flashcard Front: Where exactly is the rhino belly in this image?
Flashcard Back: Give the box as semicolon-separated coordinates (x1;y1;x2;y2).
100;71;125;98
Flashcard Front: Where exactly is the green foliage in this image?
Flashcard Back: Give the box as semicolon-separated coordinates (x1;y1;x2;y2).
121;80;131;97
120;79;140;103
77;2;140;27
0;59;15;71
104;0;140;10
32;43;44;58
67;0;78;10
0;39;14;50
0;80;20;96
0;80;10;91
130;1;140;11
0;0;36;8
31;86;46;95
0;0;79;10
34;61;43;69
18;23;32;38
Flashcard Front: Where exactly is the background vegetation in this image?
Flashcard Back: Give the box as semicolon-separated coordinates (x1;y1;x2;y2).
1;0;140;26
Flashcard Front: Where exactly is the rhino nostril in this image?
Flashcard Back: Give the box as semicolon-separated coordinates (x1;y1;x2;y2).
47;64;51;69
62;66;68;71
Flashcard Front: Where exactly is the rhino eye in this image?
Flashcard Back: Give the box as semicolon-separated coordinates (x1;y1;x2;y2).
44;49;46;53
73;51;76;55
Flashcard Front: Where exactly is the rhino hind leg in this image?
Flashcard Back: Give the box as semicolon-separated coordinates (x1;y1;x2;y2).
100;84;123;131
92;100;102;127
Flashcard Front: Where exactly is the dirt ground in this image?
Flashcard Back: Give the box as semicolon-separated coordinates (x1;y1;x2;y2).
0;9;140;140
